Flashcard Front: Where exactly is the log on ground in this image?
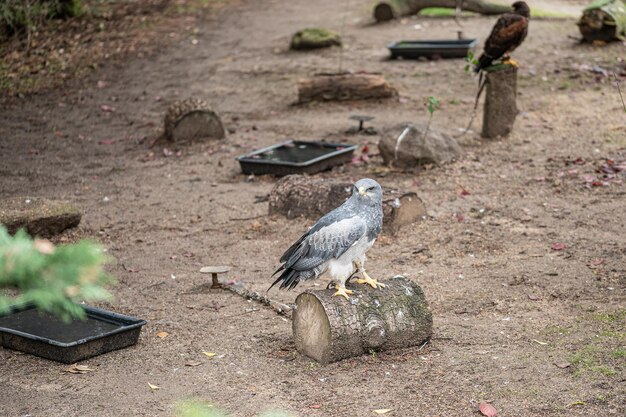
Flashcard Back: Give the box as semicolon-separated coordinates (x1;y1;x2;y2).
164;97;225;142
293;277;432;364
373;0;511;22
0;197;81;238
297;73;397;103
268;175;426;232
482;64;518;139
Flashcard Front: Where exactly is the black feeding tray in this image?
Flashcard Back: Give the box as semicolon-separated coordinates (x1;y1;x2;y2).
0;304;146;363
388;39;478;59
237;140;357;176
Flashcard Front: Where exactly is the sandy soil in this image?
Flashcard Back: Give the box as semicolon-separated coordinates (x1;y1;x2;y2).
1;0;625;416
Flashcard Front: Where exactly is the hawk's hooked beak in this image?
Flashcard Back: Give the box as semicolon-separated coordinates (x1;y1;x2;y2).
358;186;366;196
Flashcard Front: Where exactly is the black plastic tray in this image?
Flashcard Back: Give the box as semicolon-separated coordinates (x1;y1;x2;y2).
0;304;146;363
237;140;357;176
388;39;478;59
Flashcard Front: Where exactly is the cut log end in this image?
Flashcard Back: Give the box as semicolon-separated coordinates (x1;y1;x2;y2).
293;278;433;364
374;4;395;22
164;98;225;142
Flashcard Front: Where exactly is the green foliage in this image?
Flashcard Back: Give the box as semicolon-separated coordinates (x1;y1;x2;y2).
175;399;291;417
0;0;81;38
465;50;478;74
0;226;113;322
427;96;440;115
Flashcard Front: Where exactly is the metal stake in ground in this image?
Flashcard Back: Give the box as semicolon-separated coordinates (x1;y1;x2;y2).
199;266;230;289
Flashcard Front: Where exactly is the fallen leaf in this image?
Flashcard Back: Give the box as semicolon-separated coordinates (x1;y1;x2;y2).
555;361;571;369
185;360;202;367
532;339;548;345
98;139;115;145
34;239;55;255
551;243;567;251
65;364;95;374
100;104;115;113
148;383;160;390
455;213;465;222
527;294;542;301
202;351;217;358
373;409;392;414
156;331;169;339
479;402;497;417
309;405;321;409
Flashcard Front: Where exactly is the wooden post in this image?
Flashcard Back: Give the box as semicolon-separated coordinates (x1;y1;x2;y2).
292;277;432;364
373;0;511;22
482;65;518;139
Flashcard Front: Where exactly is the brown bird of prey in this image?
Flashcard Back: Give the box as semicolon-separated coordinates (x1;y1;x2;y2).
474;1;530;72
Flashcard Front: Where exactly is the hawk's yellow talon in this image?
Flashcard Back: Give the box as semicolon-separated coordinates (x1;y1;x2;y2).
502;58;519;68
333;286;353;300
355;273;385;289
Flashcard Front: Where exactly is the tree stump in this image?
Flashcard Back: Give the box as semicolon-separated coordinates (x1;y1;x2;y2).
297;73;398;103
482;64;518;139
293;277;432;364
0;197;81;238
268;175;426;233
373;0;511;22
164;98;225;142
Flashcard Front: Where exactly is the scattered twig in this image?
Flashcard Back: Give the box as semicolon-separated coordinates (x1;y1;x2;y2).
229;214;267;221
224;282;292;318
458;76;486;138
614;72;626;114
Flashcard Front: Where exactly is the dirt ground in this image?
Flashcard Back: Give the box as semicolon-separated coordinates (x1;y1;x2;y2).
1;0;625;416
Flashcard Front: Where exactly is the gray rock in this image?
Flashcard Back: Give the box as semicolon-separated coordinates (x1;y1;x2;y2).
0;197;82;238
378;124;461;169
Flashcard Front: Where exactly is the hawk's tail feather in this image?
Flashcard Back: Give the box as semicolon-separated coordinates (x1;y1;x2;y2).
268;267;300;291
474;53;493;73
269;266;316;291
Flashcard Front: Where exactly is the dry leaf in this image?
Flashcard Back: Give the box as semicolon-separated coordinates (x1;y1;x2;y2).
555;361;571;369
156;331;169;339
309;405;321;409
65;364;95;374
202;351;217;358
374;409;392;414
34;239;55;255
479;402;497;417
532;339;548;345
185;360;202;367
148;383;160;390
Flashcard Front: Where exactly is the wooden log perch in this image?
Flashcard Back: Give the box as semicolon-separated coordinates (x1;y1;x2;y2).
373;0;511;22
164;97;225;142
297;73;397;103
268;175;426;233
293;277;432;364
482;64;518;139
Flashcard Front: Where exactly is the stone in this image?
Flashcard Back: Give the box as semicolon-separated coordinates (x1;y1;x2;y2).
378;124;461;169
290;28;341;50
0;197;82;238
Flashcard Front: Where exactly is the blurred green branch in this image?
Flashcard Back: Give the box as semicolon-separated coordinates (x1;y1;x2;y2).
0;226;114;322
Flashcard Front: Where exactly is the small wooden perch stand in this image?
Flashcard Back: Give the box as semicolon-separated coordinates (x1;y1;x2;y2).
482;64;518;139
297;73;397;103
373;0;511;22
199;266;230;289
293;277;432;364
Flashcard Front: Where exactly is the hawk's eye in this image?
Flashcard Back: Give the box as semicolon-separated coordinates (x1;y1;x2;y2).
367;186;375;191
